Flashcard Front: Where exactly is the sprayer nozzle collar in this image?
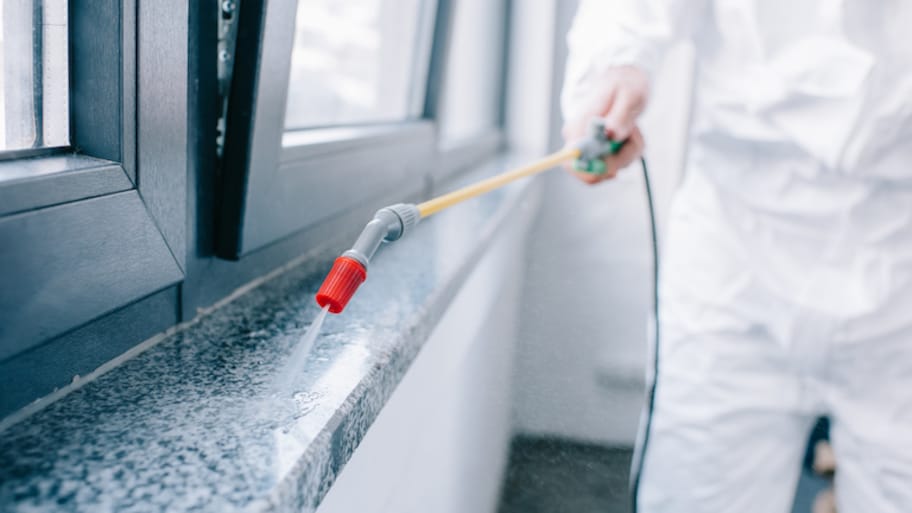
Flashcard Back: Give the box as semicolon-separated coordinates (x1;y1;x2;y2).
315;256;367;314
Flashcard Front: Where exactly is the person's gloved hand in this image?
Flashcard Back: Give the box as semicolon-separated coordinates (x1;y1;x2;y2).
562;65;648;184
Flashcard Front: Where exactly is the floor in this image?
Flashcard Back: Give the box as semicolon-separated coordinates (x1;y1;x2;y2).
497;436;830;513
498;437;633;513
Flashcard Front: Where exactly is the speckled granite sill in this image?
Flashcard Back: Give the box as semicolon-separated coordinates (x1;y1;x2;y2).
0;152;543;513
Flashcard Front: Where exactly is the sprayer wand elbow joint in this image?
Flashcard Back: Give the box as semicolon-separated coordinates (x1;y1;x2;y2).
341;203;421;267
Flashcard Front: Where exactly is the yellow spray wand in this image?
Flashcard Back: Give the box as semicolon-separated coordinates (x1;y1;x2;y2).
315;119;623;314
415;146;581;218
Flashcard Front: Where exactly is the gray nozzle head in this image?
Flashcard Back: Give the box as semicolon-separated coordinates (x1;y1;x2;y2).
343;203;421;267
378;203;420;241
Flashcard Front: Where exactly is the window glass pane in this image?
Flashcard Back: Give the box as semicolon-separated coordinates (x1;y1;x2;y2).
284;0;432;130
0;0;69;152
438;0;504;143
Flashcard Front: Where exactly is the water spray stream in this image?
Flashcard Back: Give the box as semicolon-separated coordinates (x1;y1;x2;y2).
272;304;331;396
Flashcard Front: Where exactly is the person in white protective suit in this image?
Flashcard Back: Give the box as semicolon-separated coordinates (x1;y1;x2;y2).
561;1;912;512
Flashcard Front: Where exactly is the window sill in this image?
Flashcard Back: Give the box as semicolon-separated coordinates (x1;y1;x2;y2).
281;121;433;161
0;150;544;512
0;153;131;216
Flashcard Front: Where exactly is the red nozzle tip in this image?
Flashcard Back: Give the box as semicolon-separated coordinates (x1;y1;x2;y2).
315;257;367;314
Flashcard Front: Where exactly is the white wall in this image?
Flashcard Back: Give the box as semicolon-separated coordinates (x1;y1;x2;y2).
316;186;540;513
512;0;695;445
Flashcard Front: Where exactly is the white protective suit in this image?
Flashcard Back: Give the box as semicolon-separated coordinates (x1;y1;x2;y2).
563;1;912;512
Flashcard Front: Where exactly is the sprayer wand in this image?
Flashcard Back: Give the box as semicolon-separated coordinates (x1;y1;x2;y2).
315;119;625;314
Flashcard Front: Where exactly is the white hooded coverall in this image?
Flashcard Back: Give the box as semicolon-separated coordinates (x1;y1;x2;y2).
562;1;912;512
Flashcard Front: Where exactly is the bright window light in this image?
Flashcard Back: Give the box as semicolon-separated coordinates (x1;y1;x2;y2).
0;0;69;152
284;0;431;130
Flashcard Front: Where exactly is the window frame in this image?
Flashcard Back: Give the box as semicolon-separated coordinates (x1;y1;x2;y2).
0;0;137;215
219;0;448;258
430;0;510;184
0;0;186;376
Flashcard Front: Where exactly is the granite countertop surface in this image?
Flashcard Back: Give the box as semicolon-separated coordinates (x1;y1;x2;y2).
0;154;542;513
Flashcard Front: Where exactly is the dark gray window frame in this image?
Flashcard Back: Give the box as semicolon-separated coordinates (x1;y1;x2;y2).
218;0;480;259
0;0;187;410
0;1;138;215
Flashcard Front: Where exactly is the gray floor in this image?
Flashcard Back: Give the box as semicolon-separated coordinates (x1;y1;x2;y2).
498;437;633;513
497;436;830;513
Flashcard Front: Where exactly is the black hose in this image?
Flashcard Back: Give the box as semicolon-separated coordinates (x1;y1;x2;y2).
630;156;660;513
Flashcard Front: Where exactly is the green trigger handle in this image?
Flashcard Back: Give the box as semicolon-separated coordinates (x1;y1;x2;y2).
574;119;626;175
